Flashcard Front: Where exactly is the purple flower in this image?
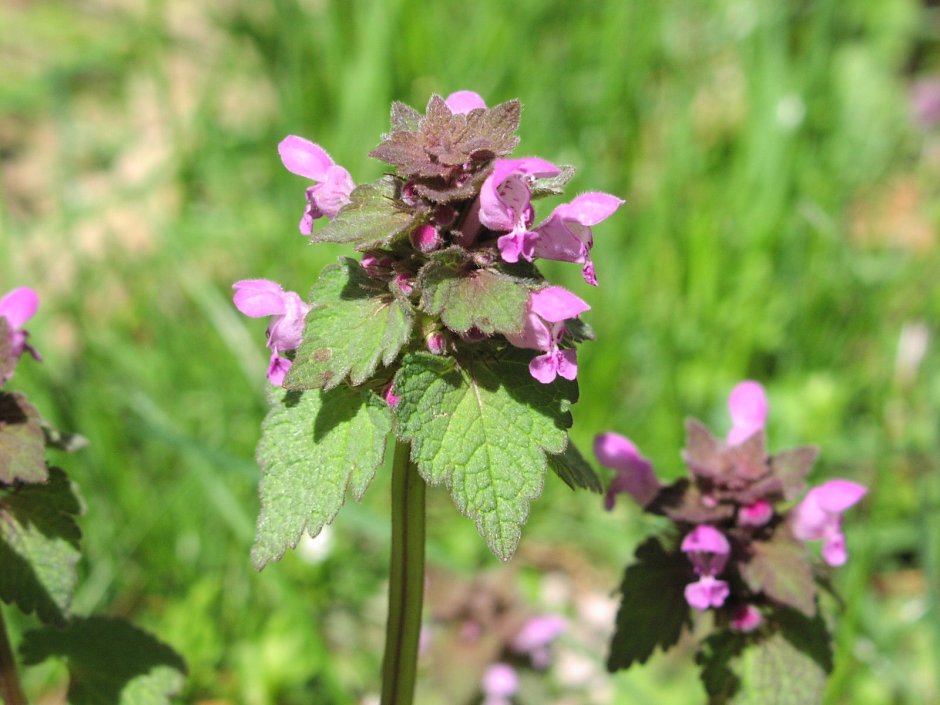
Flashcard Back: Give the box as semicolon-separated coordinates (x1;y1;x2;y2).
511;614;566;670
410;224;441;253
593;432;660;509
532;192;624;285
278;135;355;233
0;287;41;379
681;525;731;611
738;499;773;527
730;604;763;633
445;90;486;114
481;662;518;704
791;479;867;566
479;157;561;263
726;380;768;445
232;279;311;385
504;286;588;383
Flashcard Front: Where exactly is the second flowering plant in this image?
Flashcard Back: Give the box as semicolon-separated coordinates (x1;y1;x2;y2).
234;91;621;704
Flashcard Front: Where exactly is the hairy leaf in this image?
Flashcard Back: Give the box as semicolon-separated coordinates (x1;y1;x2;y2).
697;612;830;705
649;479;735;524
607;537;692;671
0;391;47;485
252;386;391;569
390;101;422;132
530;165;577;199
769;446;819;500
394;349;575;560
418;249;529;335
547;441;602;493
0;318;13;381
285;258;414;391
0;467;81;624
310;176;420;250
739;530;816;617
21;616;186;705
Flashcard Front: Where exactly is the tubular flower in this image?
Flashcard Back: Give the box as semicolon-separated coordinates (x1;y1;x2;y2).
232;279;311;386
681;525;731;611
791;479;867;566
0;287;41;379
479;157;561;263
593;432;660;509
504;286;588;383
726;380;768;445
278;135;355;233
532;192;624;285
444;90;486;114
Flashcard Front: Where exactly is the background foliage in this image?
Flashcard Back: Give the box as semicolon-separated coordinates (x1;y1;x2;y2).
1;0;937;703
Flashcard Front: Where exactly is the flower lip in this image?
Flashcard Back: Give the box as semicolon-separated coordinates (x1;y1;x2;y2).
444;90;487;114
681;524;731;557
0;287;40;330
278;136;336;182
529;286;590;323
727;380;768;445
593;432;660;509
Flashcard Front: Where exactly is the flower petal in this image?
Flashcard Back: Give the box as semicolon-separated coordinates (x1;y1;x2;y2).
528;352;558;383
529;286;589;323
551;192;624;226
278;135;335;181
0;287;39;329
233;279;289;318
727;380;768;445
813;479;868;514
445;90;487;114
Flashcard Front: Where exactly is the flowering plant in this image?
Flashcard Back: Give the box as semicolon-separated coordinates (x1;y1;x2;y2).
0;287;185;705
599;381;866;704
234;91;621;704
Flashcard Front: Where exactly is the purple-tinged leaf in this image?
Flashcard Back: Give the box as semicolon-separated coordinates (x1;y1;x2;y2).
607;538;692;671
649;479;735;524
0;391;47;485
769;446;819;500
0;318;14;382
390;101;422;132
739;530;817;617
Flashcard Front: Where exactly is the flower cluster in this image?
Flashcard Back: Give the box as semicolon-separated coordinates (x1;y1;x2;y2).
597;381;866;630
233;91;622;387
0;287;41;383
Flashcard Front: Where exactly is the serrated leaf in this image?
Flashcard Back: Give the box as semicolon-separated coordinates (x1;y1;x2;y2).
0;318;14;382
390;101;422;132
41;418;90;453
394;349;575;560
418;250;530;335
285;258;414;391
739;530;816;617
530;165;576;198
696;615;830;705
769;446;819;500
20;616;186;705
607;537;692;671
252;385;391;569
310;176;420;250
547;441;602;492
0;467;81;624
0;391;47;484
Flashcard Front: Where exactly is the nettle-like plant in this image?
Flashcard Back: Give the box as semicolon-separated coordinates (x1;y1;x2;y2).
234;91;621;704
599;381;866;704
0;288;186;705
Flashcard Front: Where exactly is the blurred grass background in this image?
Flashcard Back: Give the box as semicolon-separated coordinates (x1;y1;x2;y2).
1;0;938;703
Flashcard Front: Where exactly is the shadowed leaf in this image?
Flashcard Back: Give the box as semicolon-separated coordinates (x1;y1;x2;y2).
739;529;816;617
0;391;47;485
547;441;602;492
769;446;819;500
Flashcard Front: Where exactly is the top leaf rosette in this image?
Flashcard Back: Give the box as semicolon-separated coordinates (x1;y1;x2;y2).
234;92;621;563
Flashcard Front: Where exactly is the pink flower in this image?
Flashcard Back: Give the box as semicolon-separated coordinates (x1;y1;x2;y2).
278;136;355;233
593;432;660;509
738;499;773;527
383;384;401;408
445;90;486;114
504;286;588;383
481;662;518;704
791;479;867;566
511;614;566;670
232;279;311;385
0;287;41;379
726;380;768;445
730;604;763;633
532;192;623;285
681;525;731;611
479;158;561;263
911;78;940;128
410;224;441;253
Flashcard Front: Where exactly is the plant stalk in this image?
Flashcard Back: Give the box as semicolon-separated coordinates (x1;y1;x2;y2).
0;607;27;705
380;440;426;705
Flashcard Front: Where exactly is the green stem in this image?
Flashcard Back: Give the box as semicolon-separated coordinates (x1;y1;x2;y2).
380;440;426;705
0;607;27;705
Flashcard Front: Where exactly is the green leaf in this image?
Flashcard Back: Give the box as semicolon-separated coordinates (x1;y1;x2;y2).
607;537;692;671
0;391;47;484
696;612;831;705
530;165;577;198
252;385;392;569
0;318;14;381
418;249;530;335
20;616;186;705
311;176;420;250
0;467;81;624
394;349;575;560
390;101;422;132
285;258;414;391
547;441;602;493
739;529;816;617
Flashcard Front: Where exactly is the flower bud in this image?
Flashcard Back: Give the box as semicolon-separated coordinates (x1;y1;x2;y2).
410;224;442;253
426;331;447;355
393;273;415;296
